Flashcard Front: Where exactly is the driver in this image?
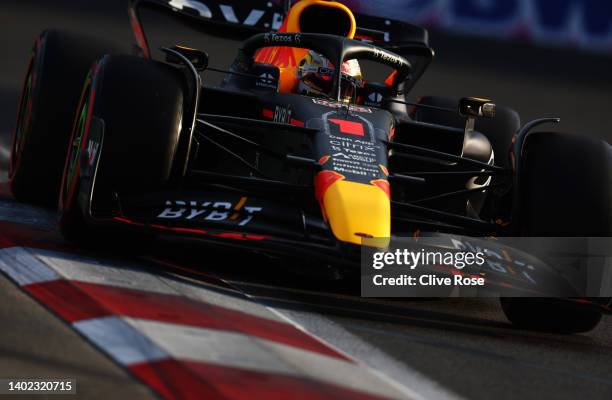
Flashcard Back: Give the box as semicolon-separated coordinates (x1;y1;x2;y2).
253;0;364;98
296;50;364;102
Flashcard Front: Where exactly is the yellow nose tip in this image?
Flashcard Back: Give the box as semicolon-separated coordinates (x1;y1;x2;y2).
321;180;391;245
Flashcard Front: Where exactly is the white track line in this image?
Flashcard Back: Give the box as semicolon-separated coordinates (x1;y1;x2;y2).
75;316;168;365
0;247;60;285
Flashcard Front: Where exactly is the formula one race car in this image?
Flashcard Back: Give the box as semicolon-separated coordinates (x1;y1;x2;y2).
8;0;612;332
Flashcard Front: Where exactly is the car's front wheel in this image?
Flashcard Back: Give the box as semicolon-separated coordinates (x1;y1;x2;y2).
502;131;612;333
59;55;185;243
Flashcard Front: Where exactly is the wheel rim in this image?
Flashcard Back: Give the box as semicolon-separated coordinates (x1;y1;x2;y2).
62;85;90;207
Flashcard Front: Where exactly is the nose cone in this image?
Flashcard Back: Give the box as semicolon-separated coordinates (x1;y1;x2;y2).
318;176;391;245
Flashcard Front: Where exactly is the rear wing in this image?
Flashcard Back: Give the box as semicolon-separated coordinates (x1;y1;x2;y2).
128;0;433;89
129;0;430;53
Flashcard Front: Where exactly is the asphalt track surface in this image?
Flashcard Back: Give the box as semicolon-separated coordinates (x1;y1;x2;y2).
0;2;612;400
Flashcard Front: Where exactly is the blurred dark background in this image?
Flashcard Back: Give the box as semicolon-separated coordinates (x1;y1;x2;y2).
1;0;611;171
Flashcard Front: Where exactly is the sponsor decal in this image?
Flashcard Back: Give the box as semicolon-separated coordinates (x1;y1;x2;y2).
367;92;384;105
312;98;373;114
273;105;292;124
264;33;301;45
86;138;100;167
451;238;536;284
262;105;295;124
164;1;611;51
168;1;281;28
372;48;406;68
81;117;104;178
256;72;278;90
157;198;263;226
328;133;382;179
219;4;265;25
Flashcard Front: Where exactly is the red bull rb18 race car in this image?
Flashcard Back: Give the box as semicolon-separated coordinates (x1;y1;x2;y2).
8;0;612;332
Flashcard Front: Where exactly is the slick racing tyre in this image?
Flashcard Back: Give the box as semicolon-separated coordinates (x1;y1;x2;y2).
517;132;612;236
411;96;520;169
502;132;612;333
9;30;124;207
500;298;605;334
59;55;184;243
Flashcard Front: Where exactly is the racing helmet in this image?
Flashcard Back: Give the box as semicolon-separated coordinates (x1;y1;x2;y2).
297;50;363;102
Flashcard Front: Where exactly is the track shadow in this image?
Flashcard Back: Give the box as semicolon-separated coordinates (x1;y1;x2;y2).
0;202;609;388
146;241;611;351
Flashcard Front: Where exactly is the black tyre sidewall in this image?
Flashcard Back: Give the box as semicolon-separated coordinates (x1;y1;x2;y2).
520;131;612;236
59;55;184;241
503;132;612;333
10;30;125;206
500;298;603;334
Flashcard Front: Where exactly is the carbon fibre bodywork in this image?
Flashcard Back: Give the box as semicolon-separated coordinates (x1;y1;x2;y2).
6;0;609;339
56;1;606;312
72;1;506;260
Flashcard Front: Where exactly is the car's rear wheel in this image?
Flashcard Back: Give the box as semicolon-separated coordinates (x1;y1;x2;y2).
9;30;124;207
500;298;604;334
502;132;612;333
59;55;185;244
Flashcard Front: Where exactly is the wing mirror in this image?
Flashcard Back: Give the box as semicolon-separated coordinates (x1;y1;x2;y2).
459;97;496;137
459;97;496;119
168;45;209;71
